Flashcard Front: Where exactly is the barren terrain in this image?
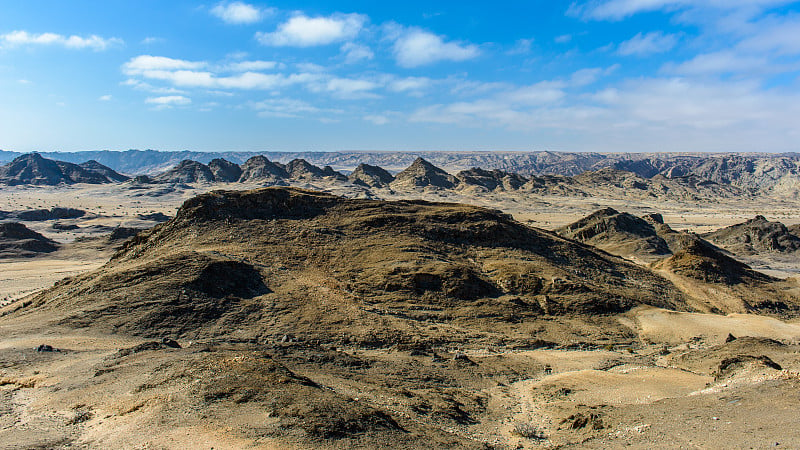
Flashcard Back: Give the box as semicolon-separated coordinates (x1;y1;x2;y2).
2;153;800;448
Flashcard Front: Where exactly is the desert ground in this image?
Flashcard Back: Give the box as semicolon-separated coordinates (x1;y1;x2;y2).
2;166;800;448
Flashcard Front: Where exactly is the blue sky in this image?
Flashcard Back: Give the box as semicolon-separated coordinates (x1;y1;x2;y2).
1;0;799;153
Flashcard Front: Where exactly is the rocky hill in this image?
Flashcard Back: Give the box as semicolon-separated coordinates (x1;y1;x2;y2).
152;160;215;184
238;155;289;183
703;216;800;255
0;222;59;257
390;157;459;190
79;160;130;182
208;158;242;182
348;163;394;188
16;187;691;342
0;153;113;185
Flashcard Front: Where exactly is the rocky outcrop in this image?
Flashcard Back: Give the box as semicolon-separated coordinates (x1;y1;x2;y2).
390;158;459;190
152;160;215;183
703;216;800;255
208;158;242;182
348;163;394;188
0;222;59;257
238;156;289;183
0;153;112;185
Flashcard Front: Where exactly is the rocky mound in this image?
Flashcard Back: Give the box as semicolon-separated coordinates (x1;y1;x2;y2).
0;222;59;257
153;160;215;183
79;160;130;182
456;168;528;191
557;208;671;261
390;157;459;190
655;239;772;286
8;207;86;221
703;216;800;255
238;155;289;183
0;153;112;185
348;163;394;188
284;159;347;181
16;187;688;343
208;158;242;182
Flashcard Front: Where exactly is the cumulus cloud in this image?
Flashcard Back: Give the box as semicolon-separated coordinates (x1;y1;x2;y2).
145;95;191;107
0;30;122;50
124;55;206;72
392;28;480;67
341;42;374;64
617;31;678;56
256;13;366;47
251;98;343;119
210;2;270;24
98;94;112;101
666;50;770;75
224;60;281;71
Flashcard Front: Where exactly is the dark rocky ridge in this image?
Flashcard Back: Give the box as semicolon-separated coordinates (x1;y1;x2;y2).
703;216;800;255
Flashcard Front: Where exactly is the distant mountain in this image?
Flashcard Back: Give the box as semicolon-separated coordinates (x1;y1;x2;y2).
2;150;798;195
0;153;114;185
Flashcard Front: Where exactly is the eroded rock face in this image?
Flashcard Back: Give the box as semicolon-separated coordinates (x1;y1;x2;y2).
703;215;800;255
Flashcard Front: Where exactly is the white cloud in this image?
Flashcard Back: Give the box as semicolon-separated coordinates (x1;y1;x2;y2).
145;95;191;107
341;42;374;64
364;114;390;125
251;98;343;119
392;28;480;67
388;76;431;94
211;2;270;24
98;94;112;101
322;77;381;99
124;55;206;72
570;0;795;21
508;38;534;54
555;34;573;43
18;79;31;84
617;31;678;55
225;60;280;71
738;15;800;55
0;30;122;50
256;13;366;47
141;37;163;45
666;50;769;75
501;81;567;105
